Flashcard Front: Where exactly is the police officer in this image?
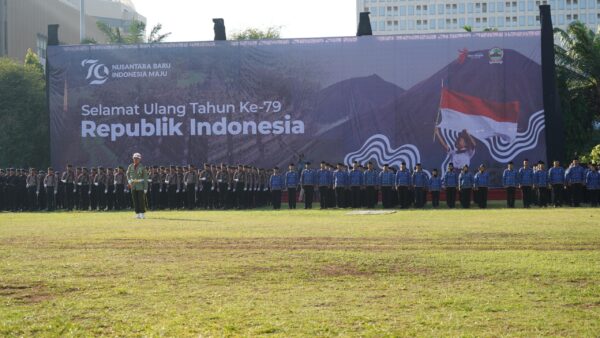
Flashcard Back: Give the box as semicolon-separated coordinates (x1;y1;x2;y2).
6;169;18;211
96;167;107;210
214;164;228;209
90;167;99;210
379;164;394;209
77;167;91;210
165;165;179;210
183;164;198;210
43;167;58;211
114;166;127;210
443;163;458;209
26;168;38;211
503;162;517;208
233;165;246;209
518;159;534;208
149;166;161;210
105;168;115;211
333;163;348;208
473;164;489;208
285;163;299;209
61;165;75;211
37;169;46;210
199;164;213;209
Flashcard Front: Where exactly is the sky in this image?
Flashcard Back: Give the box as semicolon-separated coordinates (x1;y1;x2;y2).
134;0;358;42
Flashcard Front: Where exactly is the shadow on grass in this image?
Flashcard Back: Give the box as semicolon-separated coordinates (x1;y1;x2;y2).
150;217;216;223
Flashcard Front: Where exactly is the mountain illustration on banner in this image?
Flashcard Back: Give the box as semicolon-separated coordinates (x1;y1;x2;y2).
337;48;545;170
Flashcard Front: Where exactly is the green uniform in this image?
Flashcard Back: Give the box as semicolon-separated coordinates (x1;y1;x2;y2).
126;163;148;214
126;164;149;191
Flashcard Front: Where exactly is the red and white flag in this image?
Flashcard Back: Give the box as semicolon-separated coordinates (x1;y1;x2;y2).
437;88;520;142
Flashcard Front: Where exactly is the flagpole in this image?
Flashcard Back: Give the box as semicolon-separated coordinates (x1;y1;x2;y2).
80;0;85;43
433;79;444;142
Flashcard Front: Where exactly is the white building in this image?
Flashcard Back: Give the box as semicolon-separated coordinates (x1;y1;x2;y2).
60;0;146;33
356;0;600;34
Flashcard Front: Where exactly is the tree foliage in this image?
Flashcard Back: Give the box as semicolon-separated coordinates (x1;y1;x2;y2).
0;54;48;168
580;144;600;164
231;27;281;40
96;20;171;44
554;21;600;157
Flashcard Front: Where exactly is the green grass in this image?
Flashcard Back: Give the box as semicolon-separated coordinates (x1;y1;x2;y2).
1;207;599;336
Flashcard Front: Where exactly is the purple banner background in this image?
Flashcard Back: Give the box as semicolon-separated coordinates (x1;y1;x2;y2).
48;31;545;186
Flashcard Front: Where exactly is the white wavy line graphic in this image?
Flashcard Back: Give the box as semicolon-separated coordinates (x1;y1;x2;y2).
344;134;423;171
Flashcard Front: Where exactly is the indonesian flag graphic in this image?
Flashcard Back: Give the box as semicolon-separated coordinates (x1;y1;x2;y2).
437;88;520;142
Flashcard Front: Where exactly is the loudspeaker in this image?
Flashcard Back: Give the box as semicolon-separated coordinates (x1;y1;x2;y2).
357;12;372;36
48;24;59;46
213;18;226;41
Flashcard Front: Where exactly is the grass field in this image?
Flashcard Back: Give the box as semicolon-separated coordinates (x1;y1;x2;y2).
1;207;600;336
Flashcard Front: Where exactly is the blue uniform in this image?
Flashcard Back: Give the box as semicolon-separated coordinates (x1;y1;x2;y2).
443;170;458;188
585;170;600;189
317;169;331;186
412;171;429;188
348;169;363;186
364;170;378;186
534;169;548;187
395;169;412;187
548;166;565;185
565;165;586;184
300;169;317;185
333;170;348;188
502;169;517;187
459;171;474;189
270;174;283;190
285;170;299;188
518;167;534;186
474;171;490;188
429;176;442;191
379;171;395;187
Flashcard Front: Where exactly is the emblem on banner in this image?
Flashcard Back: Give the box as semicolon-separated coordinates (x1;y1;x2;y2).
81;59;110;85
488;47;504;64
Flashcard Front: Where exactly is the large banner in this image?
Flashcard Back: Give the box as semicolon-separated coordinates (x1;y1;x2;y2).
48;31;545;185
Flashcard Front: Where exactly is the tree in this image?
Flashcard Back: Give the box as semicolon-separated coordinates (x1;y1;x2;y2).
96;20;171;44
231;26;281;40
462;25;473;32
0;54;48;168
580;144;600;164
24;48;44;74
554;21;600;156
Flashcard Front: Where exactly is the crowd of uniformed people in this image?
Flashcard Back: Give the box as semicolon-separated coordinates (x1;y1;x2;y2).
0;157;598;212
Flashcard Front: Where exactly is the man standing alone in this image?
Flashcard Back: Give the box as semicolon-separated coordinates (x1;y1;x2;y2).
126;153;148;219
